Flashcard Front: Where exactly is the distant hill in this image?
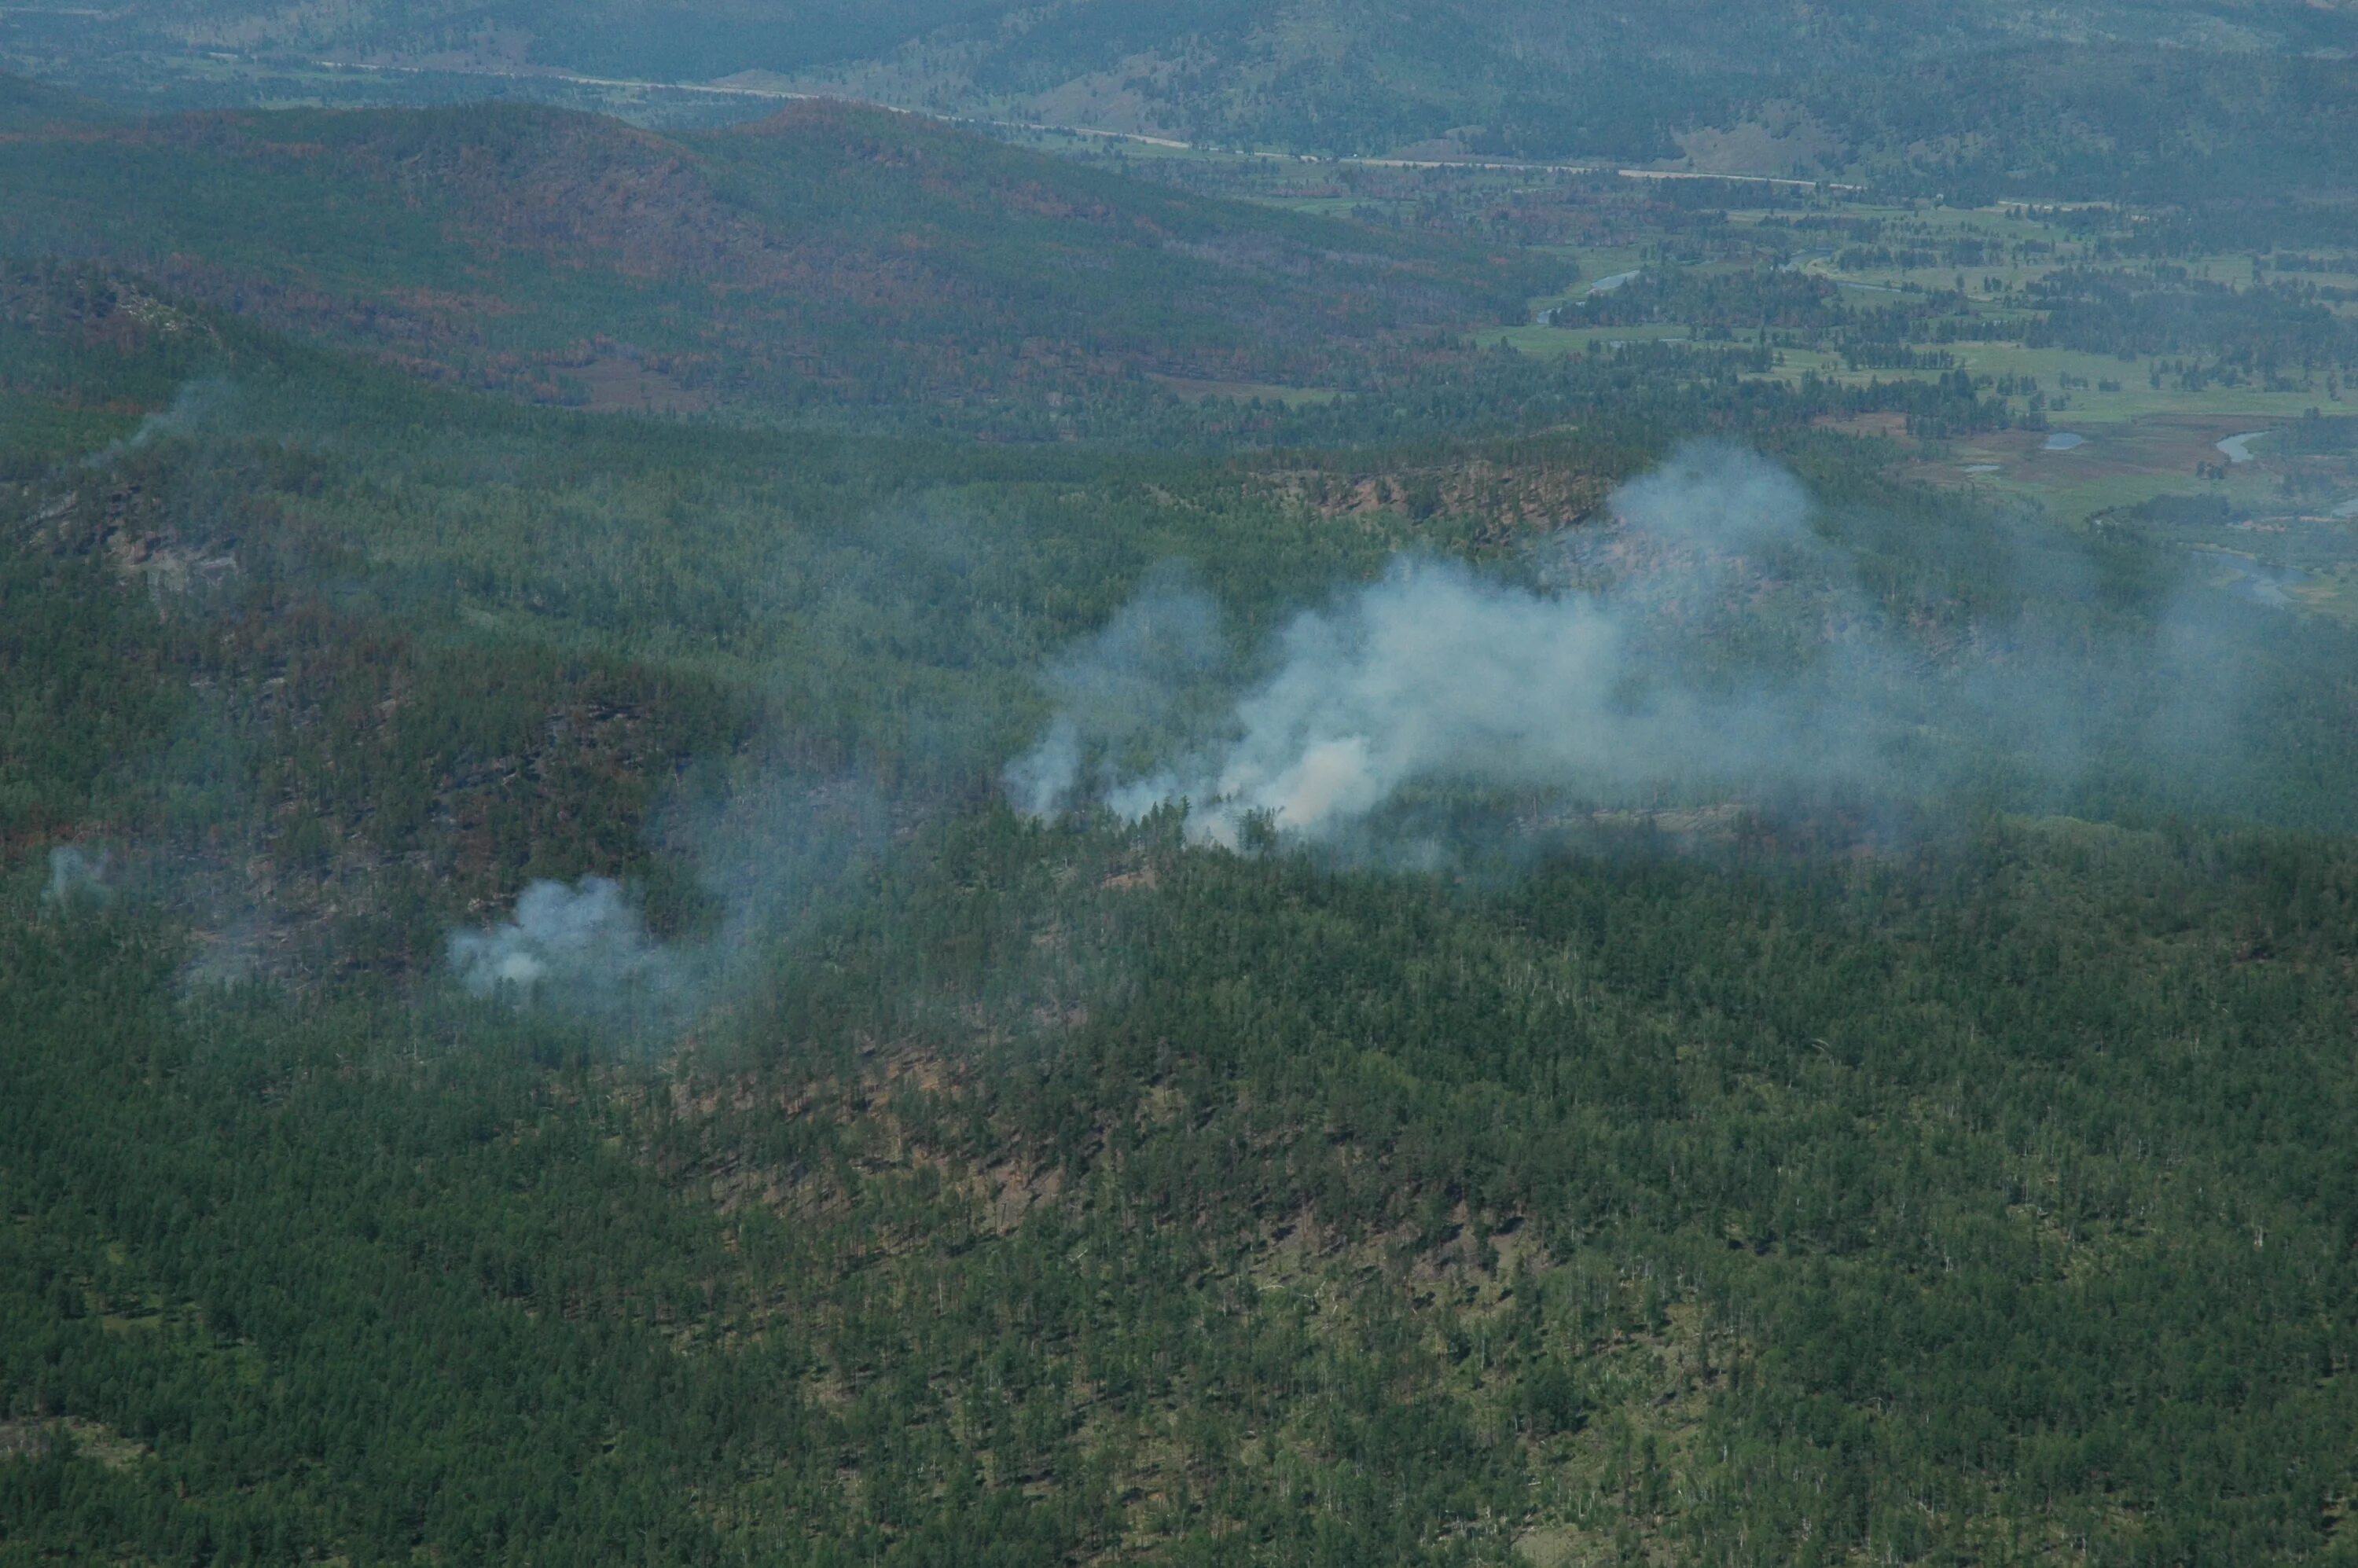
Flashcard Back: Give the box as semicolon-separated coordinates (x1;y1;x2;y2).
0;94;1549;414
40;0;2358;87
0;70;116;131
778;0;2358;194
12;2;2357;193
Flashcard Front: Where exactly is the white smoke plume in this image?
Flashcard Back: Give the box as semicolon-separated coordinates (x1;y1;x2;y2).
1008;442;2257;847
445;773;891;1019
447;876;671;999
1107;560;1657;844
1014;444;1850;844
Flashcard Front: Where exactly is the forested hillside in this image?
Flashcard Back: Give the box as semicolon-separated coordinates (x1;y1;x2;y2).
9;229;2358;1560
6;46;2358;1568
0;93;1544;417
9;0;2357;196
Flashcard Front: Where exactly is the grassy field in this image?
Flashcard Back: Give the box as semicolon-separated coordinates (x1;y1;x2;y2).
1767;342;2338;423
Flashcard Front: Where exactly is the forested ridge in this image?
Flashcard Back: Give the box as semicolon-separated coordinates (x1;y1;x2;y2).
12;0;2358;200
5;72;2358;1568
0;96;1545;420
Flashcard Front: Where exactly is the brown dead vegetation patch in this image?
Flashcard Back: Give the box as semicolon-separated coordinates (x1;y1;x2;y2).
571;354;716;413
1258;456;1614;543
0;1416;149;1471
1811;410;1915;442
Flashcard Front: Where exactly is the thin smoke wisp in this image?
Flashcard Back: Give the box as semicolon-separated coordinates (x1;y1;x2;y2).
1005;565;1225;820
83;379;234;468
43;845;115;908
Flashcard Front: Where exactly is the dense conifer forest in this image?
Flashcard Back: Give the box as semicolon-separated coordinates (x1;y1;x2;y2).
6;11;2358;1560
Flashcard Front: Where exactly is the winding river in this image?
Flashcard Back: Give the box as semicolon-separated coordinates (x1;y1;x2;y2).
2189;547;2319;608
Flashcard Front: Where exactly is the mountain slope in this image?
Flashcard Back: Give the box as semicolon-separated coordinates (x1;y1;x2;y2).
11;1;2356;190
790;0;2358;190
0;93;1549;413
6;274;2358;1564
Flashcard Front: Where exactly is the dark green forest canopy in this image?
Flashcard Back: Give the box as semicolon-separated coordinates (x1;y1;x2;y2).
7;248;2358;1563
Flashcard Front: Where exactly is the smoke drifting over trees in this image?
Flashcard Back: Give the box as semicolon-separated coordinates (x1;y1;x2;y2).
443;772;892;1025
1011;443;2270;847
42;844;112;907
448;875;670;998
